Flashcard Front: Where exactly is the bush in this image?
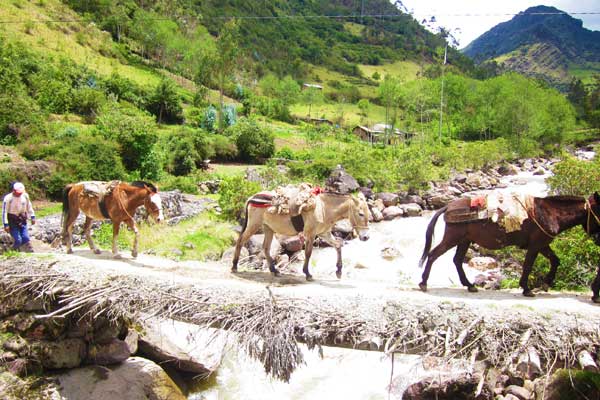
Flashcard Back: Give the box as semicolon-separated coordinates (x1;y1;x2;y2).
95;102;158;174
210;135;238;161
547;156;600;196
165;127;213;176
201;105;217;132
145;79;183;124
71;87;106;119
227;118;275;163
218;174;261;221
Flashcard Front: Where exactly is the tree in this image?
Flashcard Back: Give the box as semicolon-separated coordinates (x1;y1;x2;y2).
146;79;183;124
378;75;403;144
215;20;240;132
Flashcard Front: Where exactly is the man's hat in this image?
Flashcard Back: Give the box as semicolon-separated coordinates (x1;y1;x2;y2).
12;182;25;194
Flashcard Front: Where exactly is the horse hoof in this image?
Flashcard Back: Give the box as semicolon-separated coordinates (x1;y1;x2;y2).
418;283;428;292
66;249;73;254
93;249;101;255
231;267;238;273
541;283;550;292
306;275;314;282
468;286;478;293
113;254;122;260
272;270;281;277
336;270;342;279
593;297;600;304
523;290;535;297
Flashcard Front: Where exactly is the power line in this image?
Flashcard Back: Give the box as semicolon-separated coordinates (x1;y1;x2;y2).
0;11;599;24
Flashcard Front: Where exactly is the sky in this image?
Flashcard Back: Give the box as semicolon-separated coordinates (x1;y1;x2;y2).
399;0;600;48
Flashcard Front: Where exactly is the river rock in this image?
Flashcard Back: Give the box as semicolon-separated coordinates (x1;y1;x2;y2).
383;206;404;220
280;236;304;253
138;322;221;376
86;339;131;365
398;194;425;208
381;247;401;260
375;192;399;207
468;256;498;271
325;165;359;194
370;207;383;222
31;338;87;369
399;203;422;217
402;372;492;399
57;357;186;400
505;385;532;400
498;164;519;176
246;234;281;256
333;219;353;238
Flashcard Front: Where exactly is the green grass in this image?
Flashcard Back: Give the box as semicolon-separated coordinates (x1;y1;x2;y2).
210;163;262;177
90;211;237;261
358;60;421;81
35;202;62;218
290;101;387;128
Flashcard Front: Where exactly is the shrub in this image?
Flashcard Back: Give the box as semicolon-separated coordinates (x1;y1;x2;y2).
145;79;183;124
72;87;106;119
227;118;275;163
547;156;600;196
165;127;214;176
218;174;261;221
210;135;237;161
95;102;158;174
201;105;217;132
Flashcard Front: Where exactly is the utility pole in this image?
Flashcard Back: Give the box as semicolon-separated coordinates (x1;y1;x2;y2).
438;41;447;142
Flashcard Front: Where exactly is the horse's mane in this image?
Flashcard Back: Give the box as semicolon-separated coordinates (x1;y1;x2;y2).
130;181;158;193
543;195;585;202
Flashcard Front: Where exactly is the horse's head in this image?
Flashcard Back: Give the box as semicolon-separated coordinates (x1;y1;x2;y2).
349;192;370;241
586;192;600;238
141;183;164;223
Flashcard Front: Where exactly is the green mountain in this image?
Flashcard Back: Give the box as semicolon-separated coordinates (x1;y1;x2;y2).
462;5;600;89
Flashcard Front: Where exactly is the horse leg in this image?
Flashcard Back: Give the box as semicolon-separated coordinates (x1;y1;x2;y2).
262;226;280;277
63;211;79;254
302;233;316;281
319;231;343;279
419;239;455;292
112;221;122;259
539;246;559;291
232;219;261;273
83;217;101;254
519;249;539;297
124;219;139;258
454;242;477;292
592;265;600;304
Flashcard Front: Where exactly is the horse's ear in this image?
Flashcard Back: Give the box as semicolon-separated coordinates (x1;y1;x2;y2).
595;192;600;204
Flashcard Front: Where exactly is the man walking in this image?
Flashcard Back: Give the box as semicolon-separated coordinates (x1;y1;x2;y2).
2;182;35;252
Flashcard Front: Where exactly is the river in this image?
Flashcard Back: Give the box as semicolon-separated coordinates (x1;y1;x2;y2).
168;170;554;400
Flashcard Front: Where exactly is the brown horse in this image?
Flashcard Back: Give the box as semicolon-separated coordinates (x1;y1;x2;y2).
419;192;600;297
62;181;164;258
232;191;370;281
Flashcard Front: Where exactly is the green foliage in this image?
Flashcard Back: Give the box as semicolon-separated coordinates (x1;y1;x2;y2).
159;174;202;194
227;118;275;163
218;174;261;221
72;87;107;120
545;369;600;399
164;127;213;176
95;102;158;174
209;134;238;161
547;156;600;196
146;79;183;124
201;106;217;132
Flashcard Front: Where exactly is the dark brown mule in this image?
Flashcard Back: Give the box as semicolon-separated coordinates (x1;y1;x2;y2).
591;233;600;303
419;192;600;297
62;181;164;258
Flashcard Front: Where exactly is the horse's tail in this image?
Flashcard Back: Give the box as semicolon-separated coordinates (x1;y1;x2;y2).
61;184;73;237
240;199;250;234
419;206;447;268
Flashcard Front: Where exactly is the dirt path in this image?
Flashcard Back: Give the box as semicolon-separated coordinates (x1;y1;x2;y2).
44;248;600;317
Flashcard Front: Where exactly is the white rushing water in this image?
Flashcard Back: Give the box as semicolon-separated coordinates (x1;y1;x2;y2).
175;170;554;400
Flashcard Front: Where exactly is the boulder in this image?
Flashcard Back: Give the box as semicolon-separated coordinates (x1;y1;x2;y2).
375;192;399;207
57;357;186;400
221;246;248;264
381;247;401;260
399;203;422;217
31;338;87;369
498;164;520;176
333;219;353;238
138;322;221;376
280;236;304;253
370;207;384;222
468;256;498;271
382;206;404;220
325;165;359;194
246;234;281;257
86;339;131;365
402;373;493;399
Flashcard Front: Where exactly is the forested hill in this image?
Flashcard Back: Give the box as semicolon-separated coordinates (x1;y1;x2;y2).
462;5;600;89
63;0;472;79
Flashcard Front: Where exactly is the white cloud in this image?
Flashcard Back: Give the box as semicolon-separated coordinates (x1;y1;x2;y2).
399;0;600;48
